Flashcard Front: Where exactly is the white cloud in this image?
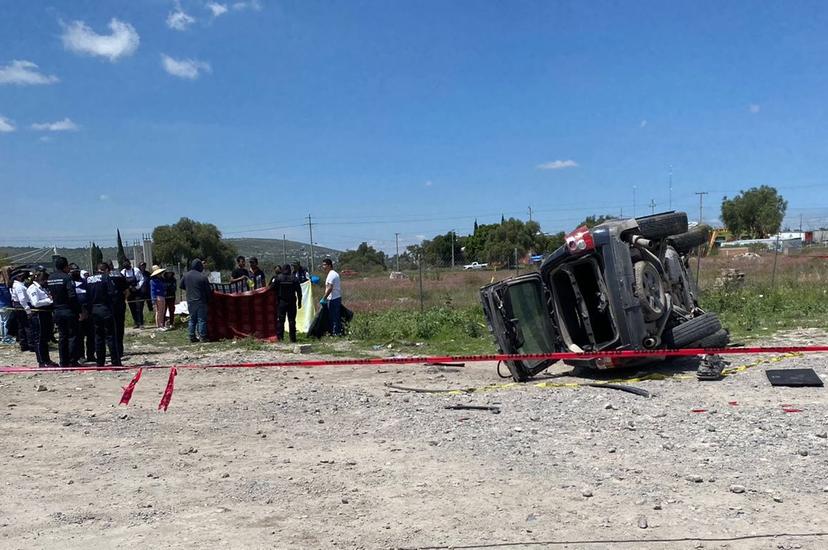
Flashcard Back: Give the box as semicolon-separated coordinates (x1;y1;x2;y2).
31;118;76;132
62;18;140;62
161;54;212;79
536;159;578;170
232;0;262;11
167;7;196;31
0;60;59;85
0;115;15;133
99;194;110;201
640;119;648;128
39;136;53;143
207;2;229;16
424;180;433;187
749;104;761;114
31;118;79;132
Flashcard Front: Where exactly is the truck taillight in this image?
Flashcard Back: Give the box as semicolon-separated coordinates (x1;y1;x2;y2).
565;226;595;255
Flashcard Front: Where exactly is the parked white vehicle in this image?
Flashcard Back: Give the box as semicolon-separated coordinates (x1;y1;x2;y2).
463;261;488;270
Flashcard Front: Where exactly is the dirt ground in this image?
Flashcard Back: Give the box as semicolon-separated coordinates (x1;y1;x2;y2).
2;328;828;550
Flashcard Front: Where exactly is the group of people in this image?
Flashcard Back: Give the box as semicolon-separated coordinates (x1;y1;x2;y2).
0;254;343;366
229;256;341;342
0;257;191;367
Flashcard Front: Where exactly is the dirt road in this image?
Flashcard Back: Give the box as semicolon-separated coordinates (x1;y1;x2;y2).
2;329;828;549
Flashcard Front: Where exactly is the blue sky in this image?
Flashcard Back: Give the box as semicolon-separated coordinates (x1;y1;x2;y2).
2;0;827;252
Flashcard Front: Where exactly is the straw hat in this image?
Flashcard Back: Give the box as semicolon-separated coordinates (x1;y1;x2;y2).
151;265;165;277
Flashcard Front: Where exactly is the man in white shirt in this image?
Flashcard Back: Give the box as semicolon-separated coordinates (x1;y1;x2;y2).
120;260;146;328
26;270;56;367
10;269;32;352
320;258;342;336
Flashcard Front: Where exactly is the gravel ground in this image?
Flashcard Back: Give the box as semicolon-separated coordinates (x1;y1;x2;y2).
1;328;828;549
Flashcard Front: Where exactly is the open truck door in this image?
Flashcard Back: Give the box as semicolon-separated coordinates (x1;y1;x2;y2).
480;273;561;381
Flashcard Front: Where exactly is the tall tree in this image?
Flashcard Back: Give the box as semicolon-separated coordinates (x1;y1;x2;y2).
116;229;128;265
152;217;237;269
91;242;103;268
339;242;387;272
577;214;616;228
721;185;787;238
473;219;479;235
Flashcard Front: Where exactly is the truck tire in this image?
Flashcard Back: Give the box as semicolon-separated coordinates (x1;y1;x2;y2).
635;212;689;239
634;261;666;321
665;312;722;348
692;328;730;349
668;225;711;254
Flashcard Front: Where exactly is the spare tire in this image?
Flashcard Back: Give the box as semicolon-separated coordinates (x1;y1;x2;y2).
665;312;722;348
635;212;689;239
668;225;711;254
634;261;666;321
692;328;730;349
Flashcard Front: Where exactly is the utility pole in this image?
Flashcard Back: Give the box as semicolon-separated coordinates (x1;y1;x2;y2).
668;165;673;210
307;214;315;271
514;247;519;276
528;206;533;222
799;214;803;233
450;230;455;270
694;191;709;283
395;233;400;272
695;191;708;225
649;199;656;215
282;234;288;264
633;185;637;217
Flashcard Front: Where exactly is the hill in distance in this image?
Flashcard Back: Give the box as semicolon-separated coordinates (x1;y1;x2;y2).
1;238;342;272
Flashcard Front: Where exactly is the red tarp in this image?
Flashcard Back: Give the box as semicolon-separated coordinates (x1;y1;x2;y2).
207;286;278;341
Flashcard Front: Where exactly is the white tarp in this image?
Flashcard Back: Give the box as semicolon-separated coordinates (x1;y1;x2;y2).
286;281;313;334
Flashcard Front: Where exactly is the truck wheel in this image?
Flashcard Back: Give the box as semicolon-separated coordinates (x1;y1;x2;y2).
692;328;730;349
634;261;666;321
635;212;688;239
668;225;711;254
665;312;722;348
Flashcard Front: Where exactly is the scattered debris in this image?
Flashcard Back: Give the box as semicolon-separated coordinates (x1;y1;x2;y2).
766;368;824;387
444;405;501;414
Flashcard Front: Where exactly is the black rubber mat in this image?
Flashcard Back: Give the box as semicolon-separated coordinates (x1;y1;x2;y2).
766;368;824;387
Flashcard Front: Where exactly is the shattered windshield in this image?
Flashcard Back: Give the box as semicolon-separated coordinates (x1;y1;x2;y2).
507;280;557;356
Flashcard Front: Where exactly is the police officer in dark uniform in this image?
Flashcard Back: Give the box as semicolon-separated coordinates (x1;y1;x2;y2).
46;256;81;367
69;264;95;363
271;263;302;343
86;263;122;366
108;262;128;359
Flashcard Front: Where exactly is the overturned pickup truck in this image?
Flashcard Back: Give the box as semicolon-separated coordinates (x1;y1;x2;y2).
480;212;724;381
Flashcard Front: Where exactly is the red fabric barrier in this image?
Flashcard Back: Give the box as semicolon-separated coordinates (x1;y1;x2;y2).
207;286;278;341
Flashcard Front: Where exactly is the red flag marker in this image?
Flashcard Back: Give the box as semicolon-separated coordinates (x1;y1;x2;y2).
119;368;143;405
158;367;177;412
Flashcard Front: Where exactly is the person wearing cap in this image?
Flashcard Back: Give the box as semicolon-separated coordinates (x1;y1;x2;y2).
10;268;33;353
271;263;302;343
108;262;128;359
149;265;168;330
86;263;122;366
70;265;95;363
46;256;81;367
26;270;57;367
292;261;309;284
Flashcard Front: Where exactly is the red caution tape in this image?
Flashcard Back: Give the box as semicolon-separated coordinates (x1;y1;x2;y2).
0;345;825;375
119;368;143;406
158;367;177;412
